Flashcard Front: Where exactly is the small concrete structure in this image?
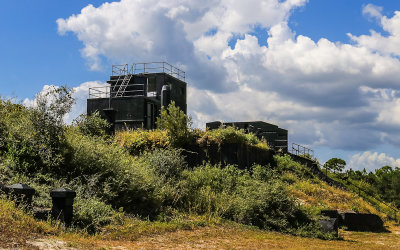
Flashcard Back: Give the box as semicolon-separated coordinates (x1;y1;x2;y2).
5;183;35;208
318;218;338;237
340;212;385;232
321;209;343;225
321;209;340;218
50;188;76;225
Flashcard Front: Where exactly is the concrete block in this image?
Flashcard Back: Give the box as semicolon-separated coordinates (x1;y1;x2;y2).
318;218;338;237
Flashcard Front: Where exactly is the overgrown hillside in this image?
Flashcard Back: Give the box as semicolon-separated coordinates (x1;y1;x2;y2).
0;89;397;247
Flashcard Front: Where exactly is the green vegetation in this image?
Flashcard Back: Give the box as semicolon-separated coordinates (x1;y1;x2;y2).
198;125;269;150
156;100;192;147
325;164;400;220
1;93;397;247
323;158;346;174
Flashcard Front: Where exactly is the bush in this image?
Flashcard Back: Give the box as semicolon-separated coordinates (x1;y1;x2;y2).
275;155;314;180
73;194;120;234
64;129;163;216
0;94;331;238
198;126;269;150
29;85;74;168
73;112;110;138
176;164;314;233
142;148;187;181
0;87;74;175
156;101;192;147
115;129;170;155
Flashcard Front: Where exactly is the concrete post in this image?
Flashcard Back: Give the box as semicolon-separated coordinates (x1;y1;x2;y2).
5;183;35;209
50;188;76;226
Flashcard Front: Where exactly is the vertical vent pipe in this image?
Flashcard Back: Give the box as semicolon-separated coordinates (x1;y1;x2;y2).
161;85;171;108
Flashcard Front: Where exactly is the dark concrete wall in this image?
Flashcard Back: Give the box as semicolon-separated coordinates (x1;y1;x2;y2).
87;97;161;130
341;213;385;232
182;143;276;170
108;73;187;114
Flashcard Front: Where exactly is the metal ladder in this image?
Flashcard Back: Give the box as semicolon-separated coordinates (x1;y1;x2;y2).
115;74;133;97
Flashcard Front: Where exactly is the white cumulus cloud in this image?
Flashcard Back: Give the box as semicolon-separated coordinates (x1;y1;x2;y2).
362;4;383;20
56;0;400;157
348;151;400;172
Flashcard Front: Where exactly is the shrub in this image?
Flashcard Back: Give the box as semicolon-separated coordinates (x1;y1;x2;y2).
176;164;313;233
156;101;192;147
64;129;164;217
73;194;120;234
0;87;74;175
275;155;314;180
115;129;170;155
73;112;110;138
198;126;269;150
29;85;74;168
142;148;187;182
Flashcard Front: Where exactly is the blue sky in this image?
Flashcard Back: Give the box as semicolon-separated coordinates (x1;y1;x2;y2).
1;0;400;171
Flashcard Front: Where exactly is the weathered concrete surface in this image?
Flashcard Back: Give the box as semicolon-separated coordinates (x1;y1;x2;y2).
318;218;338;237
183;143;275;170
321;209;344;226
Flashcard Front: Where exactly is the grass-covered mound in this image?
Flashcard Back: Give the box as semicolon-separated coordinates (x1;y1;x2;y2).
273;156;390;219
325;170;400;220
0;91;391;243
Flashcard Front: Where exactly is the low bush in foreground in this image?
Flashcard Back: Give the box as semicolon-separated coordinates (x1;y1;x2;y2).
175;164;324;236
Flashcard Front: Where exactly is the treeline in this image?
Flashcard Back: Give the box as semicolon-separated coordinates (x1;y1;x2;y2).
342;166;400;208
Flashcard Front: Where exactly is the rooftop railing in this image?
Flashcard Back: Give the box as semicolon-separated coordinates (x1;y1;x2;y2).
111;62;186;82
88;84;156;99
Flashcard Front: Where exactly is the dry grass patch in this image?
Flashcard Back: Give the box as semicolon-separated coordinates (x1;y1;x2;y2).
289;179;385;217
0;198;59;248
54;224;400;249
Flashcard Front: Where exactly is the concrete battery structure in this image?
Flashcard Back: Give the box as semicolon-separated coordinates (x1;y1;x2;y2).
87;62;187;131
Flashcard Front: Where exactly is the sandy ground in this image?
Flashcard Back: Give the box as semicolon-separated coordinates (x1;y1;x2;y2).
25;225;400;249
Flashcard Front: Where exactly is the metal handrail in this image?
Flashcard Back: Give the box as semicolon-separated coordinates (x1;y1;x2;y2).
131;62;186;82
291;143;314;157
112;64;129;76
89;85;156;98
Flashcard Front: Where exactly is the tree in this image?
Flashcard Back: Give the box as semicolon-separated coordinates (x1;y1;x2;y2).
73;111;110;137
156;101;192;147
30;85;75;168
323;158;346;174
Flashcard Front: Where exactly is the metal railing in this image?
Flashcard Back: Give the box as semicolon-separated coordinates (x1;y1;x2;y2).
290;143;314;157
132;62;186;82
89;84;156;99
89;86;111;98
111;62;186;82
112;64;129;76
